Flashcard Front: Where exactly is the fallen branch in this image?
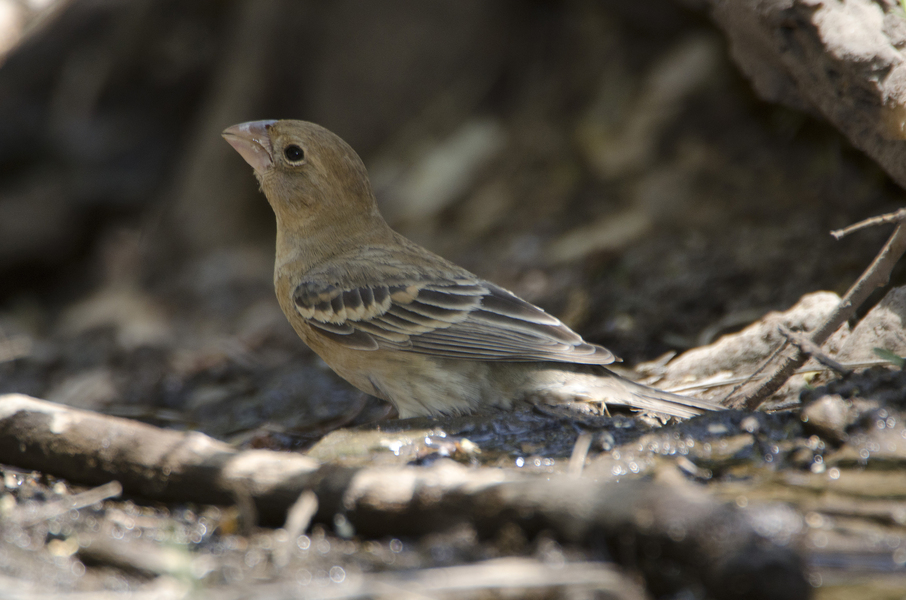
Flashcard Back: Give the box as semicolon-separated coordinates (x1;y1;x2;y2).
730;209;906;410
0;393;320;516
777;324;852;376
78;534;194;578
719;336;791;405
831;208;906;240
0;394;808;599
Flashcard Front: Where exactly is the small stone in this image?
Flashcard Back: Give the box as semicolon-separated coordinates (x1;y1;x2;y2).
801;395;854;442
740;416;760;433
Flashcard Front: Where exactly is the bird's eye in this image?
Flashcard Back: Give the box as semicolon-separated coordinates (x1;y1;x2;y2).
284;144;305;163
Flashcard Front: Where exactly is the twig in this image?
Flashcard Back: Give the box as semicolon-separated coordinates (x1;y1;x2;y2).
78;534;193;578
13;481;122;527
731;209;906;411
225;478;257;536
719;337;791;405
777;324;852;376
831;208;906;240
568;433;592;477
274;490;318;568
0;393;320;524
284;490;318;536
667;359;894;393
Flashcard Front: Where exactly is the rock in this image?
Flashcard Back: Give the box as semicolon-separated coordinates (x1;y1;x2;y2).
661;291;846;382
801;394;856;442
707;0;906;190
836;285;906;364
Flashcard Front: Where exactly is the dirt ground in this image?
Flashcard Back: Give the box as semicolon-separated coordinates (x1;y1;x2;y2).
2;1;906;598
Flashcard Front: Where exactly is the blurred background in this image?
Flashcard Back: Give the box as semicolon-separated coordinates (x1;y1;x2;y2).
0;0;900;440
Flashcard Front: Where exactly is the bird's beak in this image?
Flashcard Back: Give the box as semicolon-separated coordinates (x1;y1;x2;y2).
222;120;277;174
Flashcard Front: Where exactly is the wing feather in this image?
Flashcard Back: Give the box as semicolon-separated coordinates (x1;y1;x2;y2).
292;277;614;365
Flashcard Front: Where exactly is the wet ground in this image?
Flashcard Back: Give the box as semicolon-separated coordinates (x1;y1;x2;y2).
3;380;906;598
3;1;906;598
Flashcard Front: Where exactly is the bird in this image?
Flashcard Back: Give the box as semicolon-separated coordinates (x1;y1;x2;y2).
222;119;721;419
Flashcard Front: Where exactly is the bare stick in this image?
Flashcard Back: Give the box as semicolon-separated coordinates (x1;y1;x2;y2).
225;478;258;536
12;481;122;527
669;359;892;394
831;208;906;240
719;337;790;405
568;433;593;477
274;490;318;568
731;211;906;410
777;324;852;376
0;394;320;522
77;534;193;578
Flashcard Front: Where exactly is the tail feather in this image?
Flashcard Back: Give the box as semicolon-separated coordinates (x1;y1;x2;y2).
519;364;723;419
617;377;723;419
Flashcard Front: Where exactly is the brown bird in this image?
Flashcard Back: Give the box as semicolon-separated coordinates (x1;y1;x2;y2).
222;120;720;419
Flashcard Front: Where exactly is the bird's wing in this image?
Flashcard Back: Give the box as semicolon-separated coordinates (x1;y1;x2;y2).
292;277;615;364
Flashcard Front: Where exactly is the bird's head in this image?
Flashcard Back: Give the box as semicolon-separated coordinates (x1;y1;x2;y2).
222;120;385;243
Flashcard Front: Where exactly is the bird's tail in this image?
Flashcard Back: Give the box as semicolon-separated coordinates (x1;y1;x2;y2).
609;372;723;419
517;364;723;419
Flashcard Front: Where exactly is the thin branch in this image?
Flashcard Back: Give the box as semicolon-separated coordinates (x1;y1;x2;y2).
831;208;906;240
731;211;906;411
224;478;258;535
719;337;791;405
777;324;852;376
0;393;320;522
274;490;318;568
12;481;122;527
568;433;593;477
667;359;891;393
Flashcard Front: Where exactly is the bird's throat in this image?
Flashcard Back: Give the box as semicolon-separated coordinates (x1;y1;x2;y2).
273;211;393;275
